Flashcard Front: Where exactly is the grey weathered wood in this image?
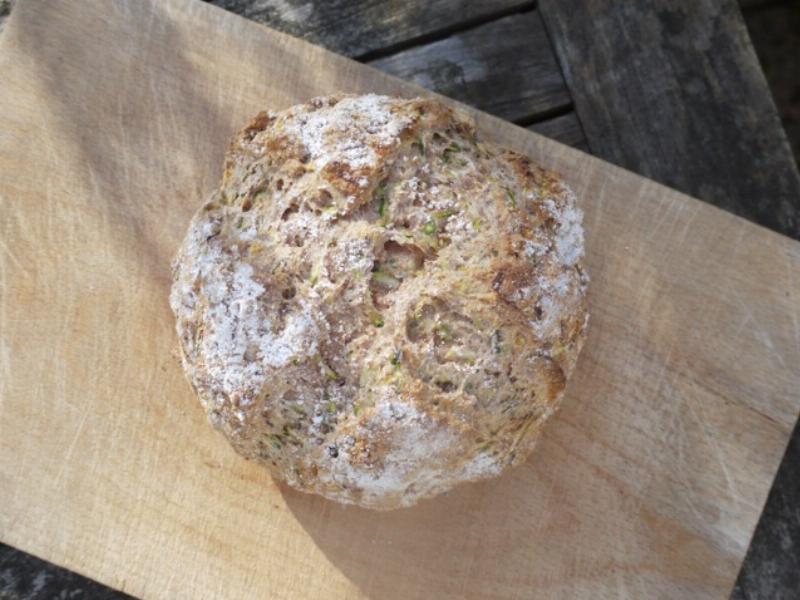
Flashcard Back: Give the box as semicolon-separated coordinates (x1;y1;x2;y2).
539;0;800;239
738;0;780;8
205;0;533;58
0;543;131;599
742;0;800;171
528;112;588;150
369;11;570;123
0;0;12;34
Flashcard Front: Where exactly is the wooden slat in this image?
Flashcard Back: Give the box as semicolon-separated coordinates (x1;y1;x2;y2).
528;112;588;150
204;0;533;58
738;0;782;9
538;0;800;239
0;542;131;599
742;0;800;171
0;0;12;33
370;11;570;123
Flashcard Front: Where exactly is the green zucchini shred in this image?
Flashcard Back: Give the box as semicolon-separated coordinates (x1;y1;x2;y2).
505;188;517;208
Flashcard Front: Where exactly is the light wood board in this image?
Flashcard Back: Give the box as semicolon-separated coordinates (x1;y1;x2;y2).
1;1;798;598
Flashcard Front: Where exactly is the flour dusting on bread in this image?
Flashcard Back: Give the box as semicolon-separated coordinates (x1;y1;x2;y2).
170;94;588;510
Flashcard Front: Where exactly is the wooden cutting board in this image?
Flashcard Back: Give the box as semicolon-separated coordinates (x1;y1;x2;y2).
1;1;798;598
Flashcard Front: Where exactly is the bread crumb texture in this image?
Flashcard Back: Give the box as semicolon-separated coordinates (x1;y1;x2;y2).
170;95;589;510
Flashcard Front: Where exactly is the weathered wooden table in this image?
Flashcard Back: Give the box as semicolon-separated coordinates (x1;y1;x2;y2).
0;1;797;598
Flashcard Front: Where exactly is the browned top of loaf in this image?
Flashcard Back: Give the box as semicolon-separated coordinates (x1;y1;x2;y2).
169;94;588;509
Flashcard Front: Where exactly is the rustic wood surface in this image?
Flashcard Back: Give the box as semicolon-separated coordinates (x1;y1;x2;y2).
370;11;570;123
205;0;532;59
536;3;800;593
203;1;589;154
1;2;799;599
205;0;581;142
720;2;800;597
0;544;134;599
0;0;12;32
528;112;588;151
538;0;800;240
739;0;778;7
742;0;800;170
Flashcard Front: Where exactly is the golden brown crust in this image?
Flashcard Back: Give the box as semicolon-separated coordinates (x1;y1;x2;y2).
170;94;589;510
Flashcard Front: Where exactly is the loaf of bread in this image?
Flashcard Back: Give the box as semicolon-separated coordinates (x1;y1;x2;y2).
170;94;588;510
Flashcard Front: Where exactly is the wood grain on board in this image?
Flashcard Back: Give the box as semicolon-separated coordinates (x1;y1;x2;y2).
538;0;800;239
0;1;799;599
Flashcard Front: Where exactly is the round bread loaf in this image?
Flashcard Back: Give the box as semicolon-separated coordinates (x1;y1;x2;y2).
170;94;588;510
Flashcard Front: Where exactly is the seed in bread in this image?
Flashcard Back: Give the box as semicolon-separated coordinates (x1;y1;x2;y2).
169;94;589;510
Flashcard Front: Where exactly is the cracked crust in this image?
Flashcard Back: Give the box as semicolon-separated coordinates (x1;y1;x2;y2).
169;94;589;510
